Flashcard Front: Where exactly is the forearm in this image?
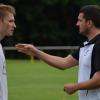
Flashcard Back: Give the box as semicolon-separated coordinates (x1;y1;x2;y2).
34;49;68;70
77;73;100;90
64;71;100;95
34;49;77;70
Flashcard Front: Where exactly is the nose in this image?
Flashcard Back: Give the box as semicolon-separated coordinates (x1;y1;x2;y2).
14;23;16;28
76;21;79;26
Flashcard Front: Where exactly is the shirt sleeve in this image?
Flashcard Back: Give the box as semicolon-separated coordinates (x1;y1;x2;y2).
92;41;100;71
71;48;80;61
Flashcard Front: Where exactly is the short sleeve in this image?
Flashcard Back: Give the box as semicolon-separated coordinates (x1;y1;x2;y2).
92;41;100;71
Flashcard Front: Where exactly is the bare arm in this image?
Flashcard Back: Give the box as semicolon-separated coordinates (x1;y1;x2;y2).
34;50;78;70
64;71;100;94
77;71;100;90
16;43;78;70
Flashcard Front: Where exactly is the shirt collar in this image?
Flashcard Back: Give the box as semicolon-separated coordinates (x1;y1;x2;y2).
83;34;100;46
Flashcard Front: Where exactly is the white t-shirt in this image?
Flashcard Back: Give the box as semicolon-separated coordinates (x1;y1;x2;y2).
0;44;8;100
71;34;100;100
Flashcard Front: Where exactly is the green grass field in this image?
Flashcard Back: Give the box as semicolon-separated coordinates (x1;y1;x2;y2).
6;59;78;100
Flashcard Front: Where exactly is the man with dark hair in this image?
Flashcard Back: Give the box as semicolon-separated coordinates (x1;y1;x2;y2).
0;4;16;100
16;5;100;100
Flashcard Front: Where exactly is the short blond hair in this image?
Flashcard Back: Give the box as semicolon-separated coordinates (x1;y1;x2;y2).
0;4;16;21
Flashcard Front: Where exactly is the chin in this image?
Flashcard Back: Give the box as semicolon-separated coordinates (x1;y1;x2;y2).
7;34;13;37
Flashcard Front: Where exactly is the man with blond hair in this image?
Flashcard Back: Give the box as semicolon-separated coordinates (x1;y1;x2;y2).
0;4;16;100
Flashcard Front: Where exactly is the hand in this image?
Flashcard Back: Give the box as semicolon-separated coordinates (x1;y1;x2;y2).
15;43;37;56
64;83;78;95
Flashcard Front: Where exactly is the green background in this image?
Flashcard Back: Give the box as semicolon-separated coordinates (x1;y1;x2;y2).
7;59;78;100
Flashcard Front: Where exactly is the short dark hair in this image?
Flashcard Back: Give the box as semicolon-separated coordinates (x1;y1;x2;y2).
80;5;100;28
0;4;16;21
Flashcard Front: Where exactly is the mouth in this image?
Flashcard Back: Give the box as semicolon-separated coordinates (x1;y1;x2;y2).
11;29;14;32
8;30;14;35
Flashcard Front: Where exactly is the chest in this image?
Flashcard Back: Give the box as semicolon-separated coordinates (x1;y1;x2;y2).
79;44;94;68
78;44;94;82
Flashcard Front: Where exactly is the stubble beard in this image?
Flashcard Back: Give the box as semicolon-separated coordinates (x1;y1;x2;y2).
79;28;89;38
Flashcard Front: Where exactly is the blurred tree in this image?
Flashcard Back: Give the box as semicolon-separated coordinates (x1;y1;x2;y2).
0;0;100;47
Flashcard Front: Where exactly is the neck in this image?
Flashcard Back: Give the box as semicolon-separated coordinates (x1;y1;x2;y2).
87;27;100;41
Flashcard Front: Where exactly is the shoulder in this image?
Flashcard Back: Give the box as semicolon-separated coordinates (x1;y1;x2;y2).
92;39;100;54
93;39;100;49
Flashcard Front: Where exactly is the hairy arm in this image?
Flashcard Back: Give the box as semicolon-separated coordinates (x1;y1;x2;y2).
35;49;78;70
16;44;78;70
64;71;100;94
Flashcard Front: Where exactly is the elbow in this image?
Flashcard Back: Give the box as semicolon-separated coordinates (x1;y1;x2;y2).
61;67;67;70
58;66;67;70
59;68;65;70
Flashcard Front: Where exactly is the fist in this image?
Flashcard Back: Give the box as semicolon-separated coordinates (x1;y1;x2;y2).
64;83;78;95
